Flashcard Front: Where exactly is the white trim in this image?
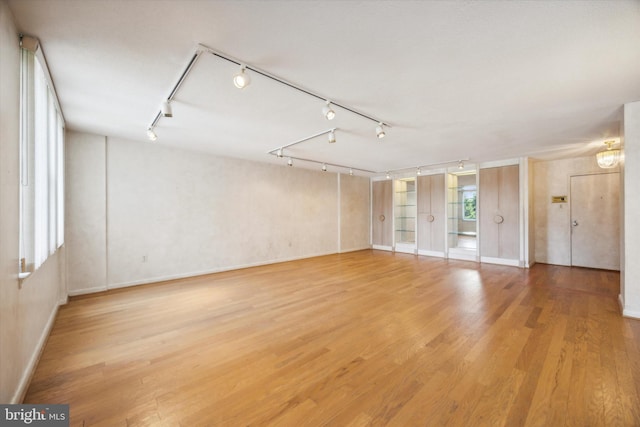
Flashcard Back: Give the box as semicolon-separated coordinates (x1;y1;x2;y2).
395;243;416;255
619;294;625;313
478;158;520;169
372;244;393;251
339;246;371;254
337;173;341;252
418;249;445;258
622;307;640;320
448;250;478;262
105;251;338;291
11;301;60;404
67;285;108;297
480;256;520;267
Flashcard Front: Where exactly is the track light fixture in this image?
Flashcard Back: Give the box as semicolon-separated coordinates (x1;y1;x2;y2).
416;167;421;176
287;157;293;166
458;160;464;169
277;148;283;158
161;101;173;118
322;101;336;120
328;130;336;144
146;128;157;141
233;65;251;89
322;163;327;172
376;123;386;139
386;172;390;179
349;169;354;176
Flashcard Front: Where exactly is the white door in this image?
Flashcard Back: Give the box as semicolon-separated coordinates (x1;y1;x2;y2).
570;173;620;270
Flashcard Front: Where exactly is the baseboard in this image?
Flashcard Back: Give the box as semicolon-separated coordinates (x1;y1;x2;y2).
372;245;393;251
622;304;640;320
339;246;372;254
102;251;339;292
11;301;60;403
480;256;520;267
618;294;625;314
417;250;445;258
68;285;108;297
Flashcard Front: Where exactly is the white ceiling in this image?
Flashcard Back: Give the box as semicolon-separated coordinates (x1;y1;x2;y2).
7;0;640;175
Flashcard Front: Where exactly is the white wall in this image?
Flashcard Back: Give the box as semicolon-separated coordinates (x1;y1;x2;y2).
622;101;640;318
66;131;371;294
0;0;66;403
533;155;620;266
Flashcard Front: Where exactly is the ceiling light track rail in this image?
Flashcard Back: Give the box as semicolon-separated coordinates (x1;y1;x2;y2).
267;128;337;155
197;43;390;128
148;50;203;131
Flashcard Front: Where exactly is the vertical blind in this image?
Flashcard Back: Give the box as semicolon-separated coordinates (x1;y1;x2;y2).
20;39;65;275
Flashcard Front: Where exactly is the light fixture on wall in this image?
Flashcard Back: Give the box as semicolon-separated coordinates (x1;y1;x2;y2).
322;101;336;120
233;65;251;89
146;128;157;141
376;123;386;139
161;101;173;118
596;140;621;169
328;130;336;144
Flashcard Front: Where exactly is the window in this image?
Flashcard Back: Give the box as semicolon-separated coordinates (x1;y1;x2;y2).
19;36;65;278
463;190;476;221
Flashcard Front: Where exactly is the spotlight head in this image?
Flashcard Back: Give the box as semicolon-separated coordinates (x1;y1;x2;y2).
376;122;386;139
458;161;464;169
385;172;390;179
416;167;421;176
322;163;327;172
328;130;336;144
146;128;157;141
349;168;354;176
322;101;335;120
161;100;173;118
287;157;293;167
233;66;251;89
277;148;283;158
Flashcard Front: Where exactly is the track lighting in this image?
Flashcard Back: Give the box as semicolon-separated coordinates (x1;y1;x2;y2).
277;148;283;158
416;167;421;176
376;123;386;139
458;161;464;169
322;163;327;172
146;128;157;141
322;101;335;120
385;172;390;179
161;101;173;118
233;65;251;89
349;169;354;176
328;130;336;144
287;157;293;167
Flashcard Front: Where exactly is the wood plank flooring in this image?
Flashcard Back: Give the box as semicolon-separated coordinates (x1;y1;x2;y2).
25;250;640;426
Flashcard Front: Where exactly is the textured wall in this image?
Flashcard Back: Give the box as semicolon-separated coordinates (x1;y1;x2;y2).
339;174;371;252
0;1;65;403
533;155;619;266
66;132;370;293
65;133;107;293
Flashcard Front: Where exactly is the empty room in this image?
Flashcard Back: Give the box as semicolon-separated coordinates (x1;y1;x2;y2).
1;0;640;425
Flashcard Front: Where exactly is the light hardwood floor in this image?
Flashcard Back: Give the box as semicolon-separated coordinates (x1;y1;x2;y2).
25;250;640;426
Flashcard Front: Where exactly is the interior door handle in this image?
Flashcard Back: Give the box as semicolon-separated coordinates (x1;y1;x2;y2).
572;220;578;227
